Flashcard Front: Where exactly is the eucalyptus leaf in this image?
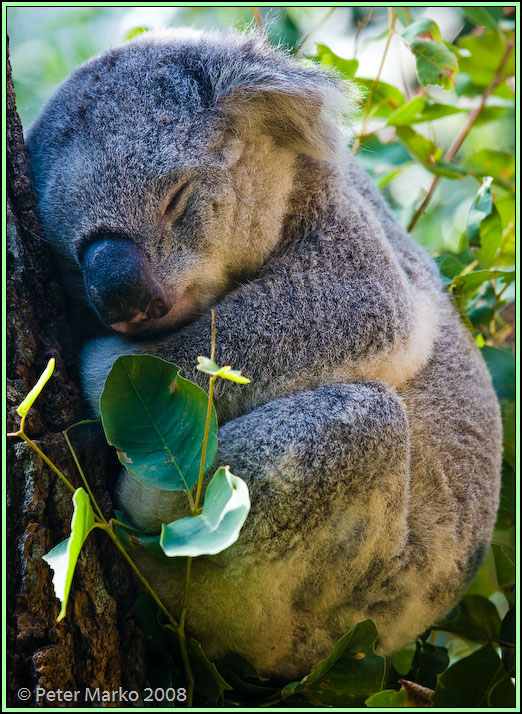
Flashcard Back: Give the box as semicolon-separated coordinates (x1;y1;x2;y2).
196;356;250;383
42;487;97;621
17;357;55;417
161;466;250;557
465;177;503;266
433;645;514;707
401;18;442;44
281;619;385;706
410;40;458;89
100;355;217;493
313;43;358;78
458;30;515;88
491;544;515;603
433;594;501;642
395;126;434;163
366;688;408;707
352;78;404;118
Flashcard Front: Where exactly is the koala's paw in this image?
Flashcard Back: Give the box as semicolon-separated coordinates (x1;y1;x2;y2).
80;335;138;415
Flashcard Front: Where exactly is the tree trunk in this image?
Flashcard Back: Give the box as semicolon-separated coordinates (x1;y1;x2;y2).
6;40;147;708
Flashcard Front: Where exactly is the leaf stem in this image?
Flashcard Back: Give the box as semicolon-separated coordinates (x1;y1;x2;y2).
407;40;514;232
13;431;77;495
352;7;397;155
102;523;179;629
63;428;107;524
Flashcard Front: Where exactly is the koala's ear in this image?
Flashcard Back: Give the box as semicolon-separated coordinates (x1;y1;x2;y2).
214;59;356;161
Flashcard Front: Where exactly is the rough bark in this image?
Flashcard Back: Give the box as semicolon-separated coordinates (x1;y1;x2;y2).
6;40;147;708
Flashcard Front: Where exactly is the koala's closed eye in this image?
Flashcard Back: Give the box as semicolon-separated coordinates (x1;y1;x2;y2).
161;181;191;222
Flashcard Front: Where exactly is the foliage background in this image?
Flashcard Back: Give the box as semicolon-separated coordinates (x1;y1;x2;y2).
7;4;516;708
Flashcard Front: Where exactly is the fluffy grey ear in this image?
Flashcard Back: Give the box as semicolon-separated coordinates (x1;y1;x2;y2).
214;51;357;161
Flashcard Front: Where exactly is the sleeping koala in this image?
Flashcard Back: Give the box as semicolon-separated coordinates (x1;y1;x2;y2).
26;28;502;679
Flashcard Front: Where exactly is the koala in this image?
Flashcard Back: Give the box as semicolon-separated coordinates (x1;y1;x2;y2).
26;28;502;680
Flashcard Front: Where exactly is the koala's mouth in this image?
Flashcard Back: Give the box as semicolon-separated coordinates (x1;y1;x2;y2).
109;290;199;336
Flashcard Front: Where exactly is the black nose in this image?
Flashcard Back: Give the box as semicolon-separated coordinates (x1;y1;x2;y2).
81;238;170;326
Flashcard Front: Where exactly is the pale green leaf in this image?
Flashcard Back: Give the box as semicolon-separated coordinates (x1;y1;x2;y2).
17;357;55;417
160;466;250;557
42;488;97;621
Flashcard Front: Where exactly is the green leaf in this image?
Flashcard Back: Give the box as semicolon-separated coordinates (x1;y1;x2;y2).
160;467;250;557
433;594;501;642
491;544;515;603
387;98;463;126
410;40;459;89
366;688;408;707
409;640;449;690
124;26;151;41
451;269;514;299
458;30;515;88
187;638;233;700
462;7;504;30
196;356;250;383
281;619;385;706
215;652;279;702
433;645;514;707
465;175;500;264
352;78;405;118
42;488;97;621
395;126;434;163
100;355;217;493
17;357;55;417
481;345;515;401
401;18;442;44
462;150;515;185
313;43;358;78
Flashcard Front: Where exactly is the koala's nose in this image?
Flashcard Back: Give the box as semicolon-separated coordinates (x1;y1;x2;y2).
81;238;170;327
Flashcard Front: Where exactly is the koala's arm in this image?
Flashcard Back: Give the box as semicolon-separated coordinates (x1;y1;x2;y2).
82;186;437;419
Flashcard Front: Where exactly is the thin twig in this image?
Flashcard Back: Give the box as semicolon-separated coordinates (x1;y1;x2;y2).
250;7;265;32
352;7;397;155
407;40;514;232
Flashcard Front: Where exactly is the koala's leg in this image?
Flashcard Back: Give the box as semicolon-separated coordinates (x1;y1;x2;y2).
118;381;412;679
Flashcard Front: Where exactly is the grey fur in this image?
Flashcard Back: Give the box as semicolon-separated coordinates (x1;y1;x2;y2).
26;28;502;679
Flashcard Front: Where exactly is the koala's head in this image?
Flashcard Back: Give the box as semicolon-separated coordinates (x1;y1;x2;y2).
26;28;351;335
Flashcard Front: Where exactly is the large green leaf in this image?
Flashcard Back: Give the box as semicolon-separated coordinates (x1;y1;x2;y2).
281;619;385;706
100;355;217;493
433;645;515;707
42;488;97;621
160;467;250;557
